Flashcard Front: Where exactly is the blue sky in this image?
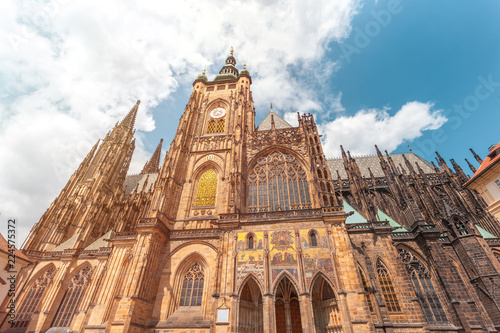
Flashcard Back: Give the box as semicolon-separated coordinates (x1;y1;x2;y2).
143;0;500;176
1;0;499;243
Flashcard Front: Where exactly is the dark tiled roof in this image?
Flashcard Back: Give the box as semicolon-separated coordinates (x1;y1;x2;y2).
123;173;158;194
464;142;500;187
256;111;294;131
327;153;435;179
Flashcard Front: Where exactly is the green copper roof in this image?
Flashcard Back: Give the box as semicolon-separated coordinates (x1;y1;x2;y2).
343;200;368;224
50;232;81;252
475;224;497;239
376;208;408;232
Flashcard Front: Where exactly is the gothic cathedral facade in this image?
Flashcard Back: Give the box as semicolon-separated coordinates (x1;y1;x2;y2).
3;51;500;333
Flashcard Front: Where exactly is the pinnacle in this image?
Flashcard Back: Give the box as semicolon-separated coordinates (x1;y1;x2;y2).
140;138;163;174
120;100;140;130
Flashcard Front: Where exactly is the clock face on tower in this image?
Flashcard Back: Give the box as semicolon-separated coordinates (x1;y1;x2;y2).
210;107;226;119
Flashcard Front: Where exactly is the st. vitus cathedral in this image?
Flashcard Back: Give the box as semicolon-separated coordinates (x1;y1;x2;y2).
3;51;500;333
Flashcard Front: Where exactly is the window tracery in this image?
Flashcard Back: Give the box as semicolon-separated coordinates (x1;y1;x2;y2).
248;151;311;212
14;268;56;328
376;260;402;313
195;169;218;207
179;263;204;307
398;248;447;324
52;266;93;328
207;120;216;134
216;119;225;133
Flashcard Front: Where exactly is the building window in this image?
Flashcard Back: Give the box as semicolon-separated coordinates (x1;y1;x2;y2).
495;178;500;190
248;151;311;212
358;267;375;314
195;169;218;207
454;218;469;236
14;268;56;328
248;235;254;250
310;231;318;247
216;119;225;133
376;260;402;313
398;248;447;324
179;263;204;307
207;120;216;134
52;266;93;328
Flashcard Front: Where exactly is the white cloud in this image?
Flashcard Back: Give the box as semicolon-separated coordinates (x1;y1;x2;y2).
319;101;448;157
0;0;360;244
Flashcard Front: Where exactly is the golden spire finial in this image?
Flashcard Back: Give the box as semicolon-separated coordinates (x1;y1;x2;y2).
230;46;234;55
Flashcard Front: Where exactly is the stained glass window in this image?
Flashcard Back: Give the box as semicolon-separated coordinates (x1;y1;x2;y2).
398;248;447;323
216;119;225;133
377;260;402;313
207;120;216;134
14;268;56;328
52;266;92;327
247;151;311;212
195;169;217;207
179;263;204;307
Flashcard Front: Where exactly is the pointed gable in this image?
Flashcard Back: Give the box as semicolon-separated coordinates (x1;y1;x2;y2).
256;111;293;131
343;200;368;224
50;233;81;252
376;208;408;232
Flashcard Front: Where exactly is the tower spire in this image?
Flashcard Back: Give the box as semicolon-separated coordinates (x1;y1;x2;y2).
120;100;140;130
470;148;483;164
141;139;163;174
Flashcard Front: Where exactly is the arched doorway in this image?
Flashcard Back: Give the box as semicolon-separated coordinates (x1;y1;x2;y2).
311;275;342;333
238;277;263;332
275;276;302;333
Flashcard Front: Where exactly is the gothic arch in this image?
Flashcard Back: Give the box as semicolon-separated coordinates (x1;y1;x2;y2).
309;272;343;333
238;275;264;332
192;166;219;208
271;270;301;295
170;252;210;315
50;263;94;328
308;271;336;295
247;146;310;173
238;273;265;296
13;264;57;328
167;241;218;260
247;149;313;212
375;258;402;313
273;273;303;333
397;247;448;324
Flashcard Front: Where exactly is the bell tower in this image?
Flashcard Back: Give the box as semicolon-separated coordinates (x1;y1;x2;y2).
148;49;255;228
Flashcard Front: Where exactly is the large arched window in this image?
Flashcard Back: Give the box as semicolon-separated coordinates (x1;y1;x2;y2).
398;248;447;324
14;267;56;328
376;260;402;313
52;266;93;327
195;169;218;207
248;151;311;212
179;263;204;307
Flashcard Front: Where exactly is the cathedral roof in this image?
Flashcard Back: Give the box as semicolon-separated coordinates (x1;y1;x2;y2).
328;152;434;179
50;232;81;252
476;224;497;239
84;230;114;250
376;208;408;232
256;110;294;131
123;173;159;194
342;200;368;224
464;142;500;187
